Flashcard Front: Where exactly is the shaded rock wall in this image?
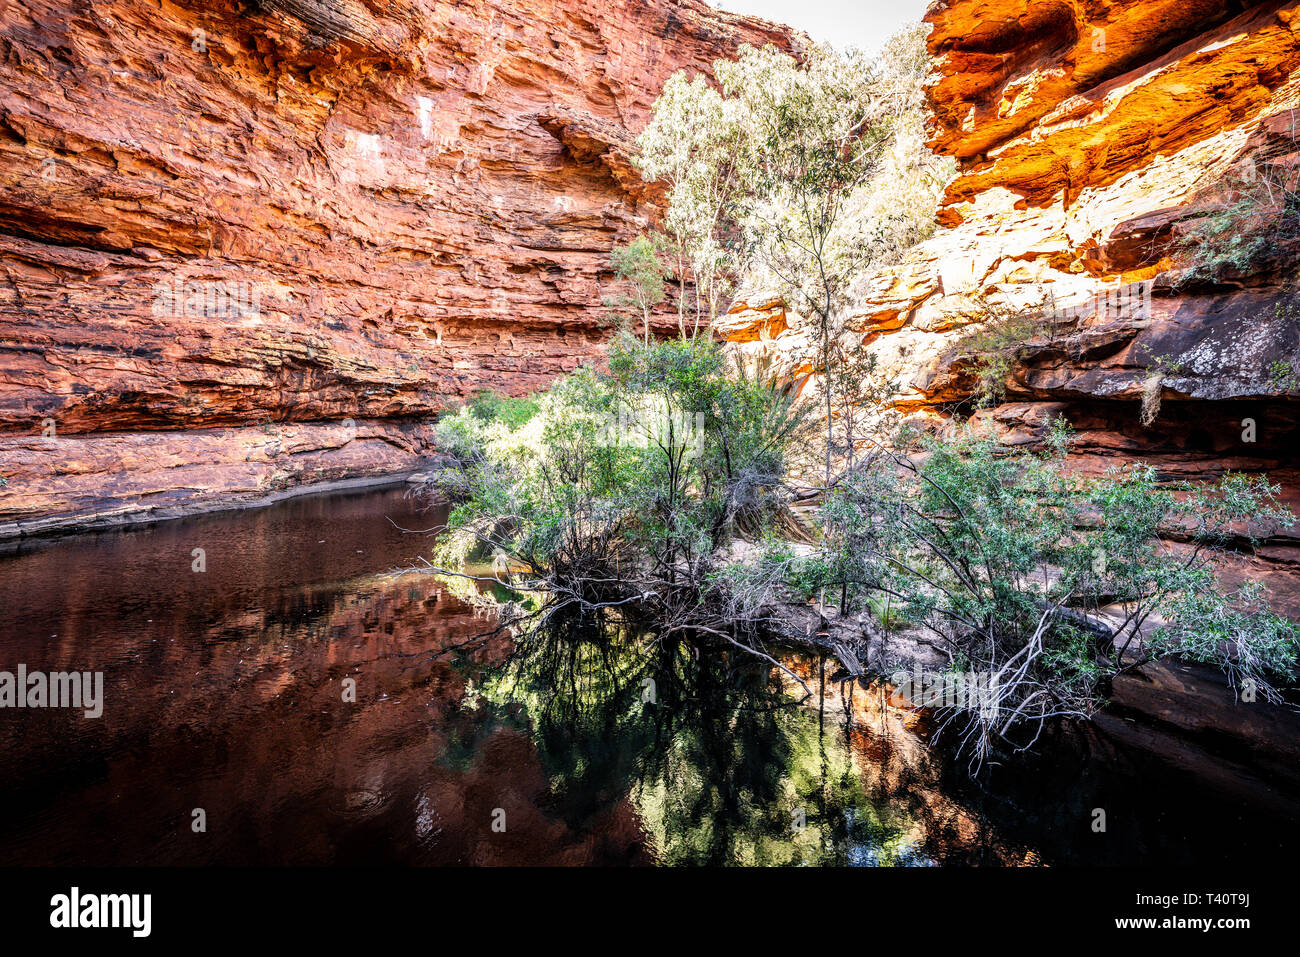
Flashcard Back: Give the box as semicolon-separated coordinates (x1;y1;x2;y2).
0;0;797;532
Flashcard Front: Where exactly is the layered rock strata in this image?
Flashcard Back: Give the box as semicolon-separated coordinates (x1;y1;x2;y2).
0;0;797;532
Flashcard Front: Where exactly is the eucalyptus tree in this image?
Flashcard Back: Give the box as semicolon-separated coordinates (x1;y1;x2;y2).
610;236;670;346
639;31;951;484
713;44;892;485
636;73;748;336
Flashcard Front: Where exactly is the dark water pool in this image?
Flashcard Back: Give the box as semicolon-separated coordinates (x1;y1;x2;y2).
0;485;1296;865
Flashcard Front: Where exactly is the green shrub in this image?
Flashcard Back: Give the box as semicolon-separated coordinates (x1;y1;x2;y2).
430;335;811;639
467;389;540;430
949;296;1045;409
1176;141;1300;281
814;422;1299;763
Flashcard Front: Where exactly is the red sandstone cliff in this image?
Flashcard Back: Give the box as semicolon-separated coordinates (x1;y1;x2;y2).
11;0;1300;612
0;0;798;532
732;0;1300;611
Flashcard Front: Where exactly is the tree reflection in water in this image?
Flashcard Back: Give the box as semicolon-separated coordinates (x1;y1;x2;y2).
449;611;928;865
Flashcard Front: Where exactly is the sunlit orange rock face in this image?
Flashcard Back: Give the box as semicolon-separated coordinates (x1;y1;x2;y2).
736;0;1300;611
0;0;796;532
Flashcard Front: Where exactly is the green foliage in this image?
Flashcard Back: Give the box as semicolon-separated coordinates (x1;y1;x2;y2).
1273;296;1300;322
951;302;1040;409
782;553;834;602
635;74;745;332
422;27;1300;774
610;236;671;344
1263;290;1300;392
467;389;540;430
1176;141;1300;281
1153;581;1300;694
636;26;950;337
636;30;952;483
1180;189;1300;279
823;346;898;467
1269;357;1298;392
866;595;908;633
848;25;957;268
436;336;810;625
812;425;1299;760
435;391;535;465
715;43;888;319
1139;353;1187;378
720;43;893;483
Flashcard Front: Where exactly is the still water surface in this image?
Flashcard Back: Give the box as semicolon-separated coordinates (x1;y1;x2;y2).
0;485;1295;865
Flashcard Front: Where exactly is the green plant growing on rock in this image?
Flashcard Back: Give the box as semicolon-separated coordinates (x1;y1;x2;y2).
1272;295;1300;322
1176;123;1300;281
1176;193;1300;279
1263;288;1300;392
1269;357;1298;392
950;298;1042;409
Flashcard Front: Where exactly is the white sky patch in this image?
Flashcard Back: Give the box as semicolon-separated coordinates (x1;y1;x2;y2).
709;0;931;54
